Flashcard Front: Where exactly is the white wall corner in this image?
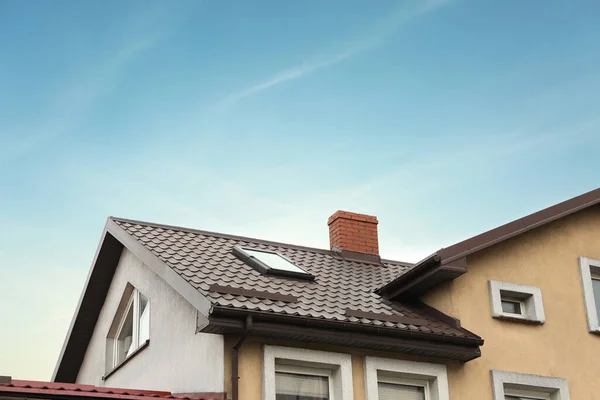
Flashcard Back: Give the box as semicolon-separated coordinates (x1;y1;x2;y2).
364;357;449;400
196;309;210;332
263;345;353;400
491;370;570;400
578;256;600;333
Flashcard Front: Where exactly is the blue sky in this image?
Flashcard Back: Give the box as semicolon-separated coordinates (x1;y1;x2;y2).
1;0;599;380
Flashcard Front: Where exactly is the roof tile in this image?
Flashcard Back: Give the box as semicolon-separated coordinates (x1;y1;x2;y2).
112;218;475;339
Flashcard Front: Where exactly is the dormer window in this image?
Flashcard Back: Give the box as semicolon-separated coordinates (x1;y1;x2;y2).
233;246;314;281
106;284;150;375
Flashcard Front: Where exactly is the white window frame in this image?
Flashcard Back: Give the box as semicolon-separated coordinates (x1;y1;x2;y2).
500;297;525;316
504;387;551;399
489;280;545;324
578;256;600;333
364;357;449;400
263;345;353;400
106;284;150;372
275;364;333;400
491;370;570;400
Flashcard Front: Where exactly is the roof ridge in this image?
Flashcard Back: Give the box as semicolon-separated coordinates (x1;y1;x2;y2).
109;216;413;267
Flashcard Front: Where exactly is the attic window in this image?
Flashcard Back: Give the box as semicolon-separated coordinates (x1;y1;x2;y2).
105;284;150;375
233;246;314;281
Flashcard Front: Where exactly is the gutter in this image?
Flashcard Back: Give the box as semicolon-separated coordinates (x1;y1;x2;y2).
376;253;442;297
231;315;252;400
212;307;483;347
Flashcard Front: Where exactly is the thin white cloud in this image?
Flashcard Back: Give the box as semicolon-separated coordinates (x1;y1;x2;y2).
216;0;451;107
219;52;353;106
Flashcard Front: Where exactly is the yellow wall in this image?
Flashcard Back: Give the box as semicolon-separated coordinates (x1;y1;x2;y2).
423;205;600;399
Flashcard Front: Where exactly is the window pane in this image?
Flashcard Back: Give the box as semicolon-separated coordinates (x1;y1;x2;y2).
116;305;134;364
378;382;425;400
501;300;522;315
276;372;329;400
592;279;600;321
244;249;308;274
138;293;150;346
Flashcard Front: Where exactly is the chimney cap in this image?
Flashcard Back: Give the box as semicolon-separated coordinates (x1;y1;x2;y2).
327;210;378;226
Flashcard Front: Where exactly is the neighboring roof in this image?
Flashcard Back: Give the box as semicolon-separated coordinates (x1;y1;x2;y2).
379;187;600;299
54;216;484;382
0;379;220;400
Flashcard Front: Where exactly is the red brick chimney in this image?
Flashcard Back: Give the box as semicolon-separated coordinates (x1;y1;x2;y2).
328;211;379;256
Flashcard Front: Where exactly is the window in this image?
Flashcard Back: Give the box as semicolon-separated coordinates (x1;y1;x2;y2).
263;346;353;400
489;281;545;324
491;370;570;400
578;257;600;332
275;365;331;400
504;388;550;399
378;376;426;400
106;284;150;373
233;246;315;281
501;298;523;316
364;357;449;400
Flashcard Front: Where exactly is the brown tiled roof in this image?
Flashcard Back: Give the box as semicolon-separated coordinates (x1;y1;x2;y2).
112;218;476;339
0;380;221;400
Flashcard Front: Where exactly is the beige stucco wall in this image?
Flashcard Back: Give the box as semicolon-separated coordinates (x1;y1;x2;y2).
423;205;600;399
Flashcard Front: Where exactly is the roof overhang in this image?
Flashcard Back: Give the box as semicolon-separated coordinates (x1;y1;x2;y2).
379;187;600;299
52;219;212;383
203;306;483;363
377;255;467;299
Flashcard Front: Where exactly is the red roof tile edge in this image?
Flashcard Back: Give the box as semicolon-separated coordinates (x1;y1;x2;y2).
0;380;224;400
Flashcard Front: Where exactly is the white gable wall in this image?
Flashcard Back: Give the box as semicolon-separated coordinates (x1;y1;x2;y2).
76;248;224;393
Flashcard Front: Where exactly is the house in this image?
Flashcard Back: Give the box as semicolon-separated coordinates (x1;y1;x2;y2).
53;188;600;400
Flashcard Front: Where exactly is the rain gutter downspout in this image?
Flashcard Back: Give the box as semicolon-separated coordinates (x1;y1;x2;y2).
232;315;253;400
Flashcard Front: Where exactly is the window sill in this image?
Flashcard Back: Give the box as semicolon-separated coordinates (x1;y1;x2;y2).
493;313;544;325
102;340;149;381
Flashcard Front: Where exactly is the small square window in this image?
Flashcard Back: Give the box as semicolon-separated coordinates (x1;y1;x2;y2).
489;281;545;324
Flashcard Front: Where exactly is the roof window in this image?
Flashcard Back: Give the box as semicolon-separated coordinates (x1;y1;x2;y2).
233;246;314;281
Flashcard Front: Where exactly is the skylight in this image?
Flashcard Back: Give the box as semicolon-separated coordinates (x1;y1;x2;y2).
233;246;314;281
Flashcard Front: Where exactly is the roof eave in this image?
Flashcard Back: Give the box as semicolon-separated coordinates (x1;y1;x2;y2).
204;307;483;362
378;187;600;299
